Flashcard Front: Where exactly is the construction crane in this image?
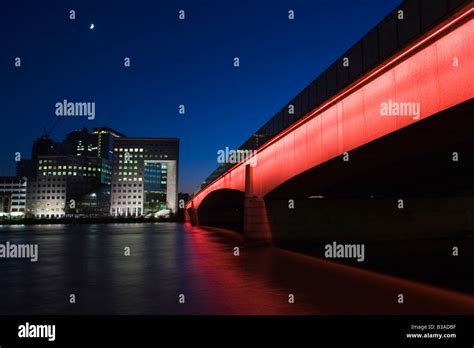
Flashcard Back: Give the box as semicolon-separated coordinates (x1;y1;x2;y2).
42;116;62;139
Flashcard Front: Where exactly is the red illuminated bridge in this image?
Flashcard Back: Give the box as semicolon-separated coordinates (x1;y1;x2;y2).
186;2;474;245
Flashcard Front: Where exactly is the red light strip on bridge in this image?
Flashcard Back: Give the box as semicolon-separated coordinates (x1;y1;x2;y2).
265;5;473;150
189;4;473;206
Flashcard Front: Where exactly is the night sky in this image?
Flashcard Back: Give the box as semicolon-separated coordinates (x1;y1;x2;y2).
0;0;400;193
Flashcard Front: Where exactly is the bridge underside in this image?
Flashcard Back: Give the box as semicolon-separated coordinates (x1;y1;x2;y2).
262;99;474;293
265;99;474;242
266;99;474;199
196;189;244;232
191;99;474;242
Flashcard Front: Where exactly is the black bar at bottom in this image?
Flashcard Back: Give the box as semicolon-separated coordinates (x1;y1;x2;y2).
0;315;473;346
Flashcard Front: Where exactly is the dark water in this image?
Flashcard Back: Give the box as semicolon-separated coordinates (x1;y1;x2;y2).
1;223;473;315
281;235;474;294
0;223;319;315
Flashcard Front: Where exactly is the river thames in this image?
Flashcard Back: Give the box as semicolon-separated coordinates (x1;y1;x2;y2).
0;223;473;315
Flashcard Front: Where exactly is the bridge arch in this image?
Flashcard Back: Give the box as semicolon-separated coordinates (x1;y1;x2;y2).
196;189;245;232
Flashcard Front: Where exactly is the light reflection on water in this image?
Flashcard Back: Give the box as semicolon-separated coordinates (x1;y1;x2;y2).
0;223;315;315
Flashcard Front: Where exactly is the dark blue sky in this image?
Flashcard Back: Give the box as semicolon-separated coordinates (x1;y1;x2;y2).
0;0;400;193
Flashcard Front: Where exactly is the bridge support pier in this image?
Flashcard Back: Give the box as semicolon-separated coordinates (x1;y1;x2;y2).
243;164;272;244
243;196;272;244
188;206;200;226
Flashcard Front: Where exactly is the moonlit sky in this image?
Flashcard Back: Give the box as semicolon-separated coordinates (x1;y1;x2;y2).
0;0;400;193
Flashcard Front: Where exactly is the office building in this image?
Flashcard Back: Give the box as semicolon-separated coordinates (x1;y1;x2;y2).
26;155;112;217
92;127;125;161
110;138;179;217
0;176;27;218
16;126;178;219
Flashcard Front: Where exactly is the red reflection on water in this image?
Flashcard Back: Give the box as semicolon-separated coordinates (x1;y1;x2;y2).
185;224;474;315
185;224;314;315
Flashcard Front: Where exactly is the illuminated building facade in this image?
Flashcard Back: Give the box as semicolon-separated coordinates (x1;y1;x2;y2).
110;138;179;217
0;176;27;218
25;156;112;217
23;127;123;218
18;128;179;218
